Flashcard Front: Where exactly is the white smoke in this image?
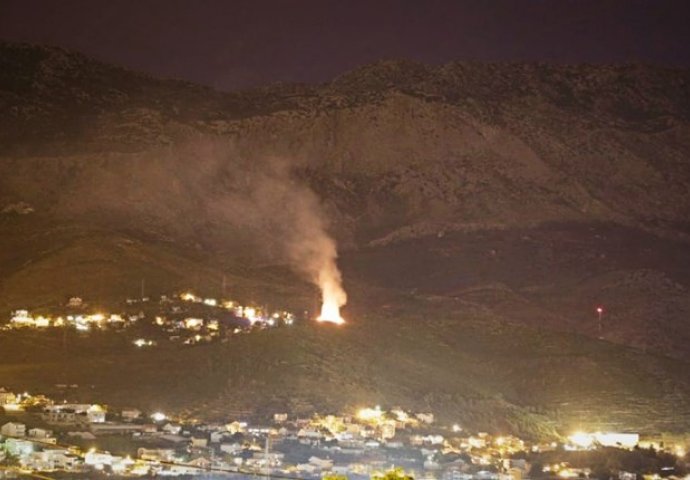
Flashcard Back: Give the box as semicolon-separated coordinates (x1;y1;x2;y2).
219;157;347;322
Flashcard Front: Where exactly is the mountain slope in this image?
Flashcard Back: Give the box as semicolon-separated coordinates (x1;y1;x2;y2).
1;43;689;239
1;43;689;435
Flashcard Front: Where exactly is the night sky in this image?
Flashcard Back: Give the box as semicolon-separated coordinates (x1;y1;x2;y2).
1;0;689;90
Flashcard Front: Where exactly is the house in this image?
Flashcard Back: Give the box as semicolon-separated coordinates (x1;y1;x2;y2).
85;450;115;468
309;456;334;469
160;434;187;443
87;404;107;423
297;427;322;439
593;432;639;449
67;297;83;307
424;434;445;445
333;466;351;476
90;423;145;435
507;467;524;480
220;443;242;455
380;421;396;440
475;471;500;480
24;451;56;471
51;451;81;471
442;466;473;480
252;451;285;467
138;448;176;462
141;424;159;434
111;455;135;474
187;456;212;470
226;421;246;434
1;421;26;437
43;409;88;426
274;413;288;423
24;448;79;471
162;423;182;435
345;423;363;435
0;388;17;405
29;428;50;438
10;310;33;327
67;431;97;440
296;463;318;474
416;412;435;424
191;436;208;448
4;437;33;456
121;408;142;422
28;428;56;443
43;404;92;425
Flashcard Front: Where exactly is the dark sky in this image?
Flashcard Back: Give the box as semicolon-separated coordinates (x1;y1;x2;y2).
1;0;689;90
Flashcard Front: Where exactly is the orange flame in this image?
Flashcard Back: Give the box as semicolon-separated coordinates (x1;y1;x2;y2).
316;270;346;325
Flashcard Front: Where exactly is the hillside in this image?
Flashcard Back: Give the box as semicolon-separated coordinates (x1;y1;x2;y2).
0;42;689;435
2;292;690;439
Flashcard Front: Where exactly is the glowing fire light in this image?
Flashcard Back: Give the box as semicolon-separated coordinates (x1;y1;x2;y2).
317;299;345;325
316;272;347;325
150;412;167;422
357;405;383;422
568;432;594;449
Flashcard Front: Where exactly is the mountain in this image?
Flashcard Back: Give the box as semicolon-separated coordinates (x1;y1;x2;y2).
0;42;689;436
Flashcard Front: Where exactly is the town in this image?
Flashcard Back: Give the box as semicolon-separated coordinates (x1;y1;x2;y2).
0;386;687;479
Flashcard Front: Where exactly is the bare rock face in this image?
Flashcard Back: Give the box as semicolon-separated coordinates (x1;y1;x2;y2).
1;43;689;246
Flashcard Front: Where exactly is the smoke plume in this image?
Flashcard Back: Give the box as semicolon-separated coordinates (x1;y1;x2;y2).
219;156;347;323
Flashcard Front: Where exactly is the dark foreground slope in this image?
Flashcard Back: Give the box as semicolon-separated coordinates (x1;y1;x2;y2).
1;43;689;435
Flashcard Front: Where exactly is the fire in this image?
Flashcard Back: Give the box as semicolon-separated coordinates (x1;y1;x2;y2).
316;271;347;325
317;298;345;325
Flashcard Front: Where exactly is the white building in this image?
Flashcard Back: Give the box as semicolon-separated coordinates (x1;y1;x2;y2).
1;422;26;437
24;448;79;471
416;412;435;424
67;297;84;307
594;432;639;449
162;423;182;435
309;456;334;469
0;389;17;405
226;421;246;434
85;450;116;468
121;408;142;422
4;437;33;456
43;404;105;424
43;409;87;425
138;448;177;462
274;413;288;423
220;443;242;455
191;436;209;448
28;428;51;438
380;421;396;440
87;405;107;423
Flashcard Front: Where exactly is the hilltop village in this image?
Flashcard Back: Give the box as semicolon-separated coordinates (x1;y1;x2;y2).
3;291;297;346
